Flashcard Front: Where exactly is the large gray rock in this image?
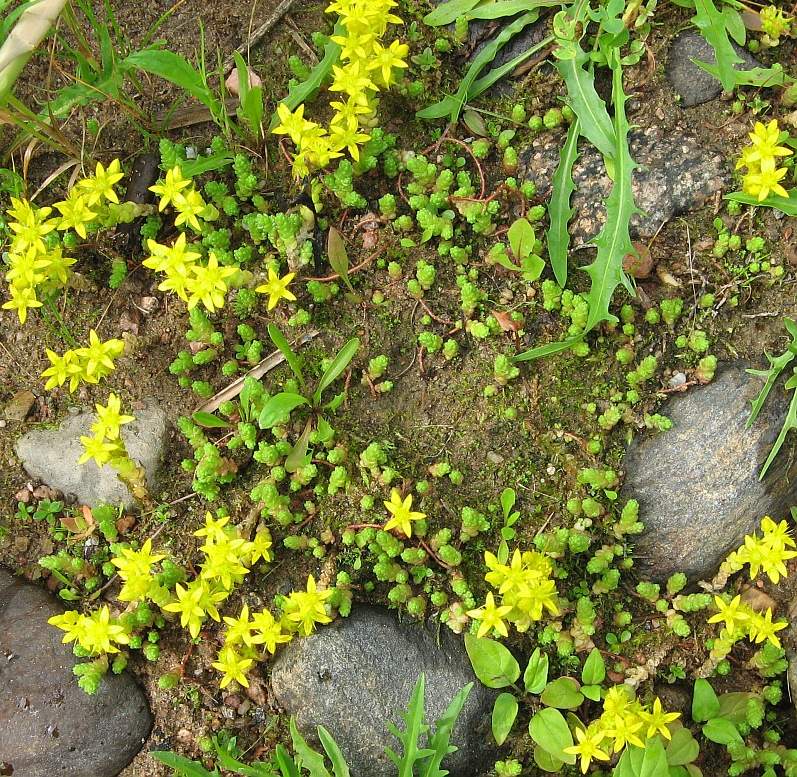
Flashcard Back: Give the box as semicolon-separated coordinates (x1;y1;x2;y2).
15;401;167;510
623;364;797;583
270;606;496;776
519;127;729;244
666;29;761;108
0;568;152;776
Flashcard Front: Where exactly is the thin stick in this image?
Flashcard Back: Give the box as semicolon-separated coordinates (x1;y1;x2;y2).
222;0;297;74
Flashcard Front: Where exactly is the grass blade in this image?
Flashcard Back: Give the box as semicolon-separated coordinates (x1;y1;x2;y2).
423;0;482;26
546;116;580;287
268;324;305;388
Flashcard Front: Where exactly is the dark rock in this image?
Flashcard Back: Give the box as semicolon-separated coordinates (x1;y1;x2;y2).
622;364;797;583
666;29;761;108
14;400;167;510
0;568;152;776
519;127;729;243
270;606;496;777
4;390;36;422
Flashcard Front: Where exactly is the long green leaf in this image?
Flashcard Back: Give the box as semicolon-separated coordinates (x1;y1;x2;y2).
466;0;560;20
258;392;308;429
546;117;580;287
417;11;540;122
691;0;743;91
423;0;482;26
270;28;341;129
124;48;219;113
275;745;301;777
313;337;360;405
386;674;432;777
554;46;615;159
317;726;350;777
760;373;797;480
582;53;637;333
746;323;796;428
216;750;278;776
725;189;797;217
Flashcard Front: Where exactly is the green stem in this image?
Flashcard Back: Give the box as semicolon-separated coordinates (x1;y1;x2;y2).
44;298;78;348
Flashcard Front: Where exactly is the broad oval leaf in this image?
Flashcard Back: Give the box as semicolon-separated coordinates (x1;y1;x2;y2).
528;708;575;764
258;392;307;429
702;717;742;746
717;692;755;725
464;634;520;688
523;647;549;694
533;745;565;773
691;678;719;723
491;692;518;746
540;676;584;710
666;726;700;766
327;227;354;294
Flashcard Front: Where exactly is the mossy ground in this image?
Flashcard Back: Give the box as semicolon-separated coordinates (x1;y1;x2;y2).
1;1;796;775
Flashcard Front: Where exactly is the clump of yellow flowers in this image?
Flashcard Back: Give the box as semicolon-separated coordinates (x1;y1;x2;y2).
707;516;795;661
49;510;335;692
467;547;560;636
2;161;139;324
737;119;793;201
565;687;680;773
273;0;408;177
41;330;125;392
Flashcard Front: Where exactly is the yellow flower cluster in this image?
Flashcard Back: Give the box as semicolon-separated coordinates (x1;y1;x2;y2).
213;575;333;688
48;605;130;656
2;161;124;324
111;538;168;604
41;330;125;392
737;120;793;201
725;516;797;584
273;0;408;177
565;688;680;773
79;392;135;467
162;513;274;639
468;548;559;636
149;165;213;232
708;594;787;650
144;233;236;314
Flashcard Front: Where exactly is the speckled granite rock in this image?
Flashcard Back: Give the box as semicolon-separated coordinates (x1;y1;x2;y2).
0;568;152;777
271;605;497;777
519;127;729;243
15;400;167;510
666;29;761;108
622;364;797;583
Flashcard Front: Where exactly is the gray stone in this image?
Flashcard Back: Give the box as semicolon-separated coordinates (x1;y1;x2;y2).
270;606;496;777
519;127;729;243
666;29;761;108
0;568;152;776
622;363;797;583
14;400;167;510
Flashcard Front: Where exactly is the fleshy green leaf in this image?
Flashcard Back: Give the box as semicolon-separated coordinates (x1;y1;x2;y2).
491;692;518;745
702;717;743;745
268;324;305;388
725;189;797;216
581;648;606;686
257;392;307;429
691;678;720;722
290;718;331;777
464;634;520;688
508;217;535;261
528;708;576;764
523;647;549;694
666;726;700;766
540;677;584;709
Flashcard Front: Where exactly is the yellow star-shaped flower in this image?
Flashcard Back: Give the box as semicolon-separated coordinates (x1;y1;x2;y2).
383;488;425;537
